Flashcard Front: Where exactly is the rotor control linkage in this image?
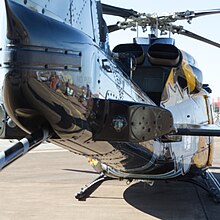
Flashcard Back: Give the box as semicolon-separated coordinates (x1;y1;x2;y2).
75;173;113;201
0;128;49;171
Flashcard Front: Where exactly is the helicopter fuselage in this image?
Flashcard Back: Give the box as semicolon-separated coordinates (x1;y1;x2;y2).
0;0;214;182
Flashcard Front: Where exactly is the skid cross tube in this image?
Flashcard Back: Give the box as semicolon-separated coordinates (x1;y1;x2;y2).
0;128;49;170
75;173;113;201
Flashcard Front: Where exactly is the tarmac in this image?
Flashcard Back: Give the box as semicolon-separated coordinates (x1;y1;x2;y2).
0;138;220;220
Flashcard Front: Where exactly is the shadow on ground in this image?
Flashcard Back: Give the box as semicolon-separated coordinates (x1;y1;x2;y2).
123;173;220;220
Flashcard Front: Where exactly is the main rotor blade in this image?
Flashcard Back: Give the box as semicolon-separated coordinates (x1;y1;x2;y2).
102;4;138;18
179;29;220;48
194;9;220;19
107;24;121;33
159;8;220;23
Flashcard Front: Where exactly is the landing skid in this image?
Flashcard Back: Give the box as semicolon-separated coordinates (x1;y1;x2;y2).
201;170;220;203
75;173;113;201
75;169;220;202
185;169;220;203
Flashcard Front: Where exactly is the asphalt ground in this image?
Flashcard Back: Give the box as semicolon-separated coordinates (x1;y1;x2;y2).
0;138;220;220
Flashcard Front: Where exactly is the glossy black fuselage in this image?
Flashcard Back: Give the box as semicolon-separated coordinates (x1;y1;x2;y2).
1;0;212;180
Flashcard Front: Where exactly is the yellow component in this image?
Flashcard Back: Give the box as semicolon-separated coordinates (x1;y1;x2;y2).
192;136;209;168
204;95;214;166
204;95;214;124
88;157;102;172
191;94;214;167
88;157;99;166
182;61;196;93
207;140;214;166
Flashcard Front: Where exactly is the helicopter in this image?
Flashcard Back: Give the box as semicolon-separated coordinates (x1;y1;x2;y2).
0;0;220;202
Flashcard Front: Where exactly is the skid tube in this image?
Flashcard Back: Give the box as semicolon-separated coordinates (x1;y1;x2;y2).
182;169;220;203
0;128;50;170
